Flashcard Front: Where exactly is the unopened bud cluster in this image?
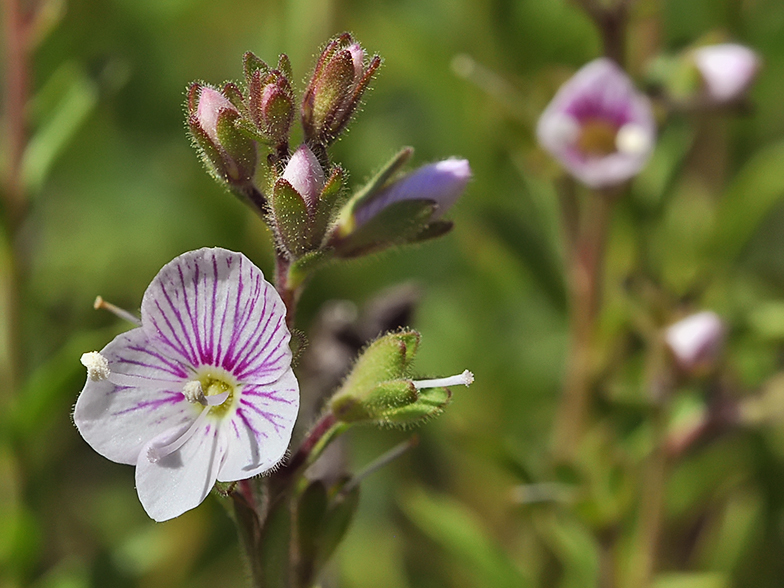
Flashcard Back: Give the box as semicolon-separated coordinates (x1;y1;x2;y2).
186;33;472;285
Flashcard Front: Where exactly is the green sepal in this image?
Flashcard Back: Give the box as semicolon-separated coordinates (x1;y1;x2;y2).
380;386;452;427
235;117;270;144
271;179;310;257
311;49;355;137
332;379;418;423
277;53;293;80
222;82;247;115
311;166;346;248
341;147;414;218
243;51;269;81
215;108;257;182
333;198;437;258
287;249;335;289
188;115;229;182
330;330;420;422
412;220;454;243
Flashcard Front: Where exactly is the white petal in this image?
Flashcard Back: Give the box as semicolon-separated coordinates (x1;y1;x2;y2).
135;418;227;522
693;43;760;103
218;368;299;481
140;248;291;383
537;58;656;188
74;329;195;465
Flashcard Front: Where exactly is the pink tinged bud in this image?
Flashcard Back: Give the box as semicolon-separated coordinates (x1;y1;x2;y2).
665;311;725;373
354;158;471;226
692;43;760;103
282;144;325;206
196;87;237;144
347;43;366;81
536;58;656;189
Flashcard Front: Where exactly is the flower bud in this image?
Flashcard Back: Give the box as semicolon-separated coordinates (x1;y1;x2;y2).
248;69;295;147
302;33;381;146
282;144;326;208
692;43;760;104
665;311;725;375
536;58;656;189
187;84;257;188
351;158;471;227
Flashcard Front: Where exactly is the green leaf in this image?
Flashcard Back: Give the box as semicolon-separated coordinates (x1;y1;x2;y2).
295;481;328;585
316;484;360;573
258;495;292;588
653;572;729;588
710;140;784;265
400;487;530;588
271;179;310;257
22;63;98;194
334;198;436;258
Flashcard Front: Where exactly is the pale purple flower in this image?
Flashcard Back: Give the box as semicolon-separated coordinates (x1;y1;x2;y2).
196;87;237;145
74;248;299;522
282;144;326;206
537;58;656;189
665;311;725;373
353;158;472;226
692;43;760;103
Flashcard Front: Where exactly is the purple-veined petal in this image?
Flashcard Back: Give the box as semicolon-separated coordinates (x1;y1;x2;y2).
74;329;194;465
135;417;227;522
218;368;299;481
140;248;291;383
353;158;472;226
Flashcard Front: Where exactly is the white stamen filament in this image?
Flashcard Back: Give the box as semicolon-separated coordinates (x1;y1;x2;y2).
615;123;651;155
412;369;474;390
81;351;110;381
146;388;230;463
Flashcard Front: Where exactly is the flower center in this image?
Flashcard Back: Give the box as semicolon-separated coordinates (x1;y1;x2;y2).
146;372;238;463
576;118;619;157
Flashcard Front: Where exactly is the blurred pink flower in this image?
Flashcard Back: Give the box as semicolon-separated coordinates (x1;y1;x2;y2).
537;58;656;188
75;248;299;521
692;43;760;103
665;311;725;373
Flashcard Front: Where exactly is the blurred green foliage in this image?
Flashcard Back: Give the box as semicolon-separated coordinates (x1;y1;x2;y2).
4;0;784;587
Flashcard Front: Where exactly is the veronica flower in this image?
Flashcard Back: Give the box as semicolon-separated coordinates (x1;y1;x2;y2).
692;43;760;104
74;248;299;521
353;158;472;227
537;58;656;189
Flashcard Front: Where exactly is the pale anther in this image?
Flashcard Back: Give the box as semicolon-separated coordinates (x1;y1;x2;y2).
81;351;110;382
615;123;651;155
182;380;205;404
412;369;474;390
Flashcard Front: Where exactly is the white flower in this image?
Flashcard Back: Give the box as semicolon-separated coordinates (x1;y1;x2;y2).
537;58;656;189
74;248;299;521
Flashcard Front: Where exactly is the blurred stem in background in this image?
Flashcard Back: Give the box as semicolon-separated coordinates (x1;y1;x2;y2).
553;186;617;461
1;0;32;402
